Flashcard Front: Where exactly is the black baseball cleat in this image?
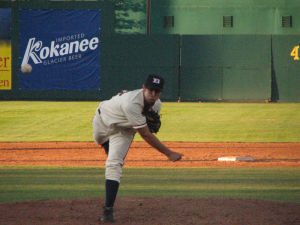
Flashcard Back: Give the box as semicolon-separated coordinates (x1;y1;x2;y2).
101;206;115;222
101;141;109;155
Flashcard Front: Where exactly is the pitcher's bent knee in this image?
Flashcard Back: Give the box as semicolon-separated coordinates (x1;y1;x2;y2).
105;163;122;183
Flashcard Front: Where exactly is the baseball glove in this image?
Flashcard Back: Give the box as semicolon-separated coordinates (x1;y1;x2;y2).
144;110;161;133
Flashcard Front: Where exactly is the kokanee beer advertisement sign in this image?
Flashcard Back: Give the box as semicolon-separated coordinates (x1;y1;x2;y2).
19;9;100;90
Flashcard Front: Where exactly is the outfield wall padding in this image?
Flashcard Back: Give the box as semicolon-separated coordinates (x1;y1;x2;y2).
181;35;271;101
272;35;300;102
0;1;299;103
100;35;180;100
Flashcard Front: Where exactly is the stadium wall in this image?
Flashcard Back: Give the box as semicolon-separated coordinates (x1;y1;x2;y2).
0;0;299;102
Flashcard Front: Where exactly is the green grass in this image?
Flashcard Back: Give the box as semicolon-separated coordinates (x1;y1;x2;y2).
1;103;299;204
0;166;299;203
0;101;299;142
0;101;99;142
156;102;300;142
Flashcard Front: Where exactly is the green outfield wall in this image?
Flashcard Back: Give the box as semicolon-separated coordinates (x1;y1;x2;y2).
0;0;299;102
272;35;300;102
181;35;272;101
150;0;300;35
101;35;179;100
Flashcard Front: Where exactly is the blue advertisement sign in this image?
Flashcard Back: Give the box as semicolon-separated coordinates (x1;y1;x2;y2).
19;10;100;90
0;8;11;39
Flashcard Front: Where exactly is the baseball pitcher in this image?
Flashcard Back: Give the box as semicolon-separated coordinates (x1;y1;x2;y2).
92;74;183;222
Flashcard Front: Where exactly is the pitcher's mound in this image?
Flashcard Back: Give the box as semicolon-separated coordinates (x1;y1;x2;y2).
1;197;299;225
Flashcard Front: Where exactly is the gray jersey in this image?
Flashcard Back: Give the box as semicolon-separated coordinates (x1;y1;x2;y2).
98;89;161;129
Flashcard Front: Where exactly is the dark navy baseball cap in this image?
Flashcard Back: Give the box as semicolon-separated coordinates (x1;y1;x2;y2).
144;74;164;91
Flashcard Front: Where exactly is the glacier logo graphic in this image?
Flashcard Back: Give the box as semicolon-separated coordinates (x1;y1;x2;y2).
21;36;99;66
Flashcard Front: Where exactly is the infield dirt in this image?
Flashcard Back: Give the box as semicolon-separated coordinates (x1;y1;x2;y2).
0;142;299;225
1;142;299;167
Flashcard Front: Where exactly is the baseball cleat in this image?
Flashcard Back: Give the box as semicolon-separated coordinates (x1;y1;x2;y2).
101;206;115;222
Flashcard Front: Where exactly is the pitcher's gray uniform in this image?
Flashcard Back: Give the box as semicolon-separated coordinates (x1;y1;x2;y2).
92;74;182;223
93;89;161;182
